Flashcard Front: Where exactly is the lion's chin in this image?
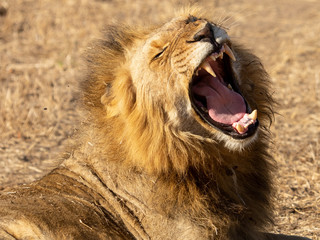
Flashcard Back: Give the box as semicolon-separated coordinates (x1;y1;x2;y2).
215;128;260;151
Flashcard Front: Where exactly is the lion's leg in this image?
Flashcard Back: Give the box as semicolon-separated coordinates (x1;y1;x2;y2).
263;233;311;240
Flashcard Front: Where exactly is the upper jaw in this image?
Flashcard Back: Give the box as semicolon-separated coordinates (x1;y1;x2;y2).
194;43;236;78
189;43;259;140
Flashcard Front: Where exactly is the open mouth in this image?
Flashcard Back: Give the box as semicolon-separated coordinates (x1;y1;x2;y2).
189;44;259;139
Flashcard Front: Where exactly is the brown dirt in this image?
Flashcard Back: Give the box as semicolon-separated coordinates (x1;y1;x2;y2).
0;0;319;239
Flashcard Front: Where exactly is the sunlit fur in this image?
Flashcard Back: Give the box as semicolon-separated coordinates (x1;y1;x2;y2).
81;10;276;239
2;9;311;240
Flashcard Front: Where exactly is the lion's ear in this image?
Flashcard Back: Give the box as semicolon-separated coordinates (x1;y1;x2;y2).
101;68;136;118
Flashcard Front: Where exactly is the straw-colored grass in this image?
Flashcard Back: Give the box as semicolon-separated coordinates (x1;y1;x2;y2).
0;0;319;238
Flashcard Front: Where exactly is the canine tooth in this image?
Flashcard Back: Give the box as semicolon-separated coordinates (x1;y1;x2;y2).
200;61;216;77
224;44;236;61
227;84;233;90
195;69;199;76
209;55;217;61
219;45;225;59
248;109;258;121
235;123;245;133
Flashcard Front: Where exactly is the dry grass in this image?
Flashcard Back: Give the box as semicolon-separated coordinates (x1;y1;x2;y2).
0;0;319;238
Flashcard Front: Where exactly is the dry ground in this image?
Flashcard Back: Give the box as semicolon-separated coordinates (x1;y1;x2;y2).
0;0;319;239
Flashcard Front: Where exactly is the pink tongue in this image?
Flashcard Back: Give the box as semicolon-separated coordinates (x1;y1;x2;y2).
192;76;246;125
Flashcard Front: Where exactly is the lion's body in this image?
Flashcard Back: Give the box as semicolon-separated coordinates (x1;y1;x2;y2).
0;168;133;240
0;9;310;240
0;146;272;240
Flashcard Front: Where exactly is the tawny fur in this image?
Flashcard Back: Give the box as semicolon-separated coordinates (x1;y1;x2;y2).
0;9;310;240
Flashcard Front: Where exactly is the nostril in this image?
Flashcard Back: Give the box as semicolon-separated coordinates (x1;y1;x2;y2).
185;15;198;24
193;23;214;42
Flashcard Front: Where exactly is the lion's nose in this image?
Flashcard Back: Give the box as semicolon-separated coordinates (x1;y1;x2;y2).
193;23;214;42
193;23;229;45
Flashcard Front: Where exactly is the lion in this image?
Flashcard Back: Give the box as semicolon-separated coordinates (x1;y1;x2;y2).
0;8;311;240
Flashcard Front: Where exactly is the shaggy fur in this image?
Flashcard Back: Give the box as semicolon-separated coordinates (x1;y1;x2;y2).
0;9;310;240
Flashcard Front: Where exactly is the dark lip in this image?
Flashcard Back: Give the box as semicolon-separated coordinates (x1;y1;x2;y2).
189;50;259;139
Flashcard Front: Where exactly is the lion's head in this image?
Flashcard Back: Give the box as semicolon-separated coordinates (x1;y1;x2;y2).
82;9;274;176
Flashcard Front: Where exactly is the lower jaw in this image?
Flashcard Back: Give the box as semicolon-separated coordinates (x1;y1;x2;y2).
194;112;259;140
214;128;260;151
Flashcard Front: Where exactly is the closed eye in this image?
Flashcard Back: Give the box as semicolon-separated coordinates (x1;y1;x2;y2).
152;46;168;61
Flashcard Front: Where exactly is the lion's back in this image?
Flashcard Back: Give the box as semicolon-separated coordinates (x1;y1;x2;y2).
0;170;135;240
